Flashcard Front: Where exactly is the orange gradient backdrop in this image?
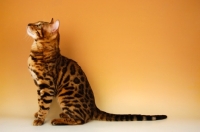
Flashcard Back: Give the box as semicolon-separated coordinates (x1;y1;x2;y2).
0;0;200;119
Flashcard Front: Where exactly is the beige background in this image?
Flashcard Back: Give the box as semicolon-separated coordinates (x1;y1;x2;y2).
0;0;200;119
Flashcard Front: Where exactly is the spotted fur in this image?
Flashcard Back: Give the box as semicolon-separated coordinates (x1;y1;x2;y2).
27;18;167;126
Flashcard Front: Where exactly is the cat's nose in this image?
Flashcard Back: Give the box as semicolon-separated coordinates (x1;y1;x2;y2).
28;23;33;26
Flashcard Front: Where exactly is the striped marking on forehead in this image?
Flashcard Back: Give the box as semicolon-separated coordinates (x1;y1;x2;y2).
34;21;49;38
36;21;49;25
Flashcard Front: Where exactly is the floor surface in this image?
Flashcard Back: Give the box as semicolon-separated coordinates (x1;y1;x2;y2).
1;116;200;132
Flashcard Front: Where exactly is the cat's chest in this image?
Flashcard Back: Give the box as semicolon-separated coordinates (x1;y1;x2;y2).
28;56;55;80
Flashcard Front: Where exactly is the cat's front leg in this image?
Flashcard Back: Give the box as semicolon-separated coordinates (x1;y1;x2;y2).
34;84;54;126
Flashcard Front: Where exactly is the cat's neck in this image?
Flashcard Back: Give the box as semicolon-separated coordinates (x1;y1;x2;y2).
30;37;61;63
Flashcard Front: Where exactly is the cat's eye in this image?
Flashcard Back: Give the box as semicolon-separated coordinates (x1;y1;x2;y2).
36;24;41;28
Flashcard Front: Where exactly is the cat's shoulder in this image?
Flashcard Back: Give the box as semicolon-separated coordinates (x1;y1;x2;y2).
60;55;83;69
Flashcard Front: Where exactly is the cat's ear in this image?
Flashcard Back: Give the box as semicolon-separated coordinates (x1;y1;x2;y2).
51;20;59;32
50;18;54;24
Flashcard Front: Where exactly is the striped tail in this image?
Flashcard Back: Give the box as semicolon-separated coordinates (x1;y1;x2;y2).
93;108;167;121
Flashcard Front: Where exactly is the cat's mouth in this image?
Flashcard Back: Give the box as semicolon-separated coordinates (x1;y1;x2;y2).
27;26;32;35
27;26;36;39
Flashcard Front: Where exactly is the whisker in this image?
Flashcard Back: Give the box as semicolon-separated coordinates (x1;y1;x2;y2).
23;34;31;42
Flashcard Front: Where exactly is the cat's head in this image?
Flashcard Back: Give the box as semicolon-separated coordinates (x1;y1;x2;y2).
27;18;59;41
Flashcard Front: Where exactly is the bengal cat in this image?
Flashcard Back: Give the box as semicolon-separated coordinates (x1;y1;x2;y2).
27;18;167;126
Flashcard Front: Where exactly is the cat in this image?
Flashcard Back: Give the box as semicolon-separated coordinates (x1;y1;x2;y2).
27;18;167;126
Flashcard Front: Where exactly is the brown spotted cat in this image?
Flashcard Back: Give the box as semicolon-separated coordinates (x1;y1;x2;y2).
27;18;167;126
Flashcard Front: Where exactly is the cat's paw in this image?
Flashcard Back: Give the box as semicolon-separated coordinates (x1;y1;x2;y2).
34;112;38;118
33;119;44;126
51;119;64;125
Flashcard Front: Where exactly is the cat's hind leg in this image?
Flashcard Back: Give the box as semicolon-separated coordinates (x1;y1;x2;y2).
52;108;86;125
51;118;85;125
59;112;68;118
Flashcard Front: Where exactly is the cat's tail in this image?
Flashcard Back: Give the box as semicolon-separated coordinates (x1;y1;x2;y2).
93;108;167;121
